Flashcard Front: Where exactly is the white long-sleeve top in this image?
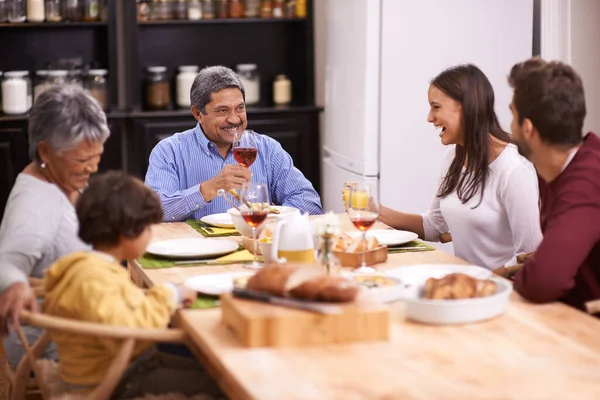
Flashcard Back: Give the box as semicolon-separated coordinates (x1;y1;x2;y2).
421;144;542;269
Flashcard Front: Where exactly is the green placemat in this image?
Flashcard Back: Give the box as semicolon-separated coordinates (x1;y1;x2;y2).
189;296;220;309
388;240;435;253
138;245;258;269
187;220;240;237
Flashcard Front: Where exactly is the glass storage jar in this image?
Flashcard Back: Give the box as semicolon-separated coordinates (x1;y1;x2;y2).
0;1;8;22
45;0;62;21
27;0;45;22
2;71;31;115
228;0;242;18
46;69;68;87
176;65;198;108
236;64;260;105
244;0;259;17
64;0;82;21
33;70;49;103
7;0;26;22
66;69;83;87
187;0;201;19
85;69;109;111
174;0;186;18
82;0;99;21
215;0;227;18
150;0;170;20
146;66;170;110
201;0;213;19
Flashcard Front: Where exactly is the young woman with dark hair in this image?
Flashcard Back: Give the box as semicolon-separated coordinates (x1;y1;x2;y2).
379;64;542;270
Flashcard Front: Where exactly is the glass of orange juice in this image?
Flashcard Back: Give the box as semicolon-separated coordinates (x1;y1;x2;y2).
342;182;359;210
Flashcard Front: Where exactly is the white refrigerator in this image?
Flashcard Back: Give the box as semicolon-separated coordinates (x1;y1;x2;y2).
322;0;534;223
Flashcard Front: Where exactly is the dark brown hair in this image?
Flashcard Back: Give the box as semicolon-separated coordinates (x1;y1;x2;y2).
508;57;585;146
76;171;163;247
433;64;512;206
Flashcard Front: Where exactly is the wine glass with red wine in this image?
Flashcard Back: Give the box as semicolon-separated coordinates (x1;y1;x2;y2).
346;182;380;273
233;129;258;168
239;182;270;269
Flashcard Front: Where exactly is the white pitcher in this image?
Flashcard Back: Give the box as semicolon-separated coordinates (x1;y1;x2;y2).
269;213;315;264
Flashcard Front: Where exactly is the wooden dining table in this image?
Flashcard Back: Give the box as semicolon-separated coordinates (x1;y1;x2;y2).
128;217;600;400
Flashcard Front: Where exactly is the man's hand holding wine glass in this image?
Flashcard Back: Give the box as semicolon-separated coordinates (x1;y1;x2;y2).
200;164;251;202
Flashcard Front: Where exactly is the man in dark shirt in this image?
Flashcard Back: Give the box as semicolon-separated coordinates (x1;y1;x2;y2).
506;57;600;314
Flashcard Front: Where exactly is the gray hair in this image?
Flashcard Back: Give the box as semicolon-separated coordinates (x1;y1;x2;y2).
28;85;110;162
190;65;245;114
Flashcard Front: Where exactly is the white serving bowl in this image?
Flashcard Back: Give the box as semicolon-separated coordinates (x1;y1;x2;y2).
227;206;300;237
403;277;512;325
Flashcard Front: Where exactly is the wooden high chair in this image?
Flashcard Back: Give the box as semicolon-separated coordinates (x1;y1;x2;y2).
10;310;188;400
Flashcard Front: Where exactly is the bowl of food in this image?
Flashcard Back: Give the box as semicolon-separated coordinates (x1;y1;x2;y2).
227;205;300;237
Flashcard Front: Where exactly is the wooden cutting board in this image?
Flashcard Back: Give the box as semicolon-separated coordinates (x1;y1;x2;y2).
220;293;391;347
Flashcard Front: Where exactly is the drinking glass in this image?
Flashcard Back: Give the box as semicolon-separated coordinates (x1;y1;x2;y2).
342;181;359;211
233;129;258;168
239;182;270;269
346;182;380;273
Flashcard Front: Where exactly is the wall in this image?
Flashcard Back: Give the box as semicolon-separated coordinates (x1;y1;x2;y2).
569;0;600;134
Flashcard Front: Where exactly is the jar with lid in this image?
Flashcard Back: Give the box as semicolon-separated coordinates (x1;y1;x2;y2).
150;0;170;20
2;71;31;115
33;70;49;103
27;0;45;21
7;0;26;22
201;0;213;19
187;0;201;19
284;0;295;17
273;74;291;105
64;0;82;21
82;0;99;21
272;0;284;18
85;69;109;111
146;66;171;110
66;69;83;87
176;65;198;108
45;0;62;21
46;69;68;87
244;0;259;18
0;1;7;22
174;0;186;19
236;64;260;105
259;0;272;18
215;0;227;18
136;0;149;21
228;0;242;18
295;0;305;17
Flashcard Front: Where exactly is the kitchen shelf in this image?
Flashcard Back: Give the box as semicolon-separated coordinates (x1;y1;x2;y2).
128;105;323;118
0;21;107;28
138;17;305;26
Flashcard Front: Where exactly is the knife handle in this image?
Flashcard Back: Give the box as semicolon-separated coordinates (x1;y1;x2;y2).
232;288;273;303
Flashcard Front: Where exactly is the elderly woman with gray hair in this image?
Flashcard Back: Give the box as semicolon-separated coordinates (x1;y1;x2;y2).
0;85;109;368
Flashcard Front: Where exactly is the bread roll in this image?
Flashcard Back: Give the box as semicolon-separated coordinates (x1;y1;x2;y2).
246;264;298;296
289;275;359;303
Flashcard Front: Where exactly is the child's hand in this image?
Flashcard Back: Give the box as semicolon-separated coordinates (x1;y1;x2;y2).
177;285;198;307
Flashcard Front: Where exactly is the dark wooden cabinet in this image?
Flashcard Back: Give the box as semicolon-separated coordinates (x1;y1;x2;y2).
0;121;29;213
0;0;322;215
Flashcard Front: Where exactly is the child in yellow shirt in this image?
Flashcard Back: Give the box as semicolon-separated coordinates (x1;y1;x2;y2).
42;171;223;399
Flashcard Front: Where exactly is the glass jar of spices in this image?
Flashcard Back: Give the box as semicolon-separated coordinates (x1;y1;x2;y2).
272;0;284;18
187;0;201;19
137;0;149;21
46;69;68;86
2;71;31;115
244;0;259;17
201;0;214;19
284;0;295;17
215;0;227;18
85;69;109;111
64;0;82;21
0;1;8;22
27;0;46;22
259;0;272;18
236;64;260;105
176;65;198;108
82;0;99;21
66;69;83;87
45;0;62;21
228;0;242;18
175;0;186;19
33;70;49;103
7;0;26;22
150;0;170;20
145;66;170;110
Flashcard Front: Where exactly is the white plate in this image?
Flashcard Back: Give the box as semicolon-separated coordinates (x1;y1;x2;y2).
146;238;239;260
381;264;510;325
341;272;406;303
185;272;254;296
200;213;235;229
347;229;418;246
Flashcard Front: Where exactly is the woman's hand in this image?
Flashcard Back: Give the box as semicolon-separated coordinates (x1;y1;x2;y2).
0;282;38;334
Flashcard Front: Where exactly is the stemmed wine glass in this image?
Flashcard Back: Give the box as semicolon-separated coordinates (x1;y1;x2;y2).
346;182;380;273
239;182;270;269
233;129;258;168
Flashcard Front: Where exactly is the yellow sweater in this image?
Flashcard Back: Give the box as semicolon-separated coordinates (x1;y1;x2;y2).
42;251;177;386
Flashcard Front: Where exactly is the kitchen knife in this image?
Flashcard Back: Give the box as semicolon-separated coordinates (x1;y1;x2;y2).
232;288;342;315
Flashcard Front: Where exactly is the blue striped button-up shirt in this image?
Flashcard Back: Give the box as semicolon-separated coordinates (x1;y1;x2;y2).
145;123;323;221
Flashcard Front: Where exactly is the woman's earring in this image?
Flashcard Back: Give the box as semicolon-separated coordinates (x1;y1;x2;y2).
40;162;46;169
